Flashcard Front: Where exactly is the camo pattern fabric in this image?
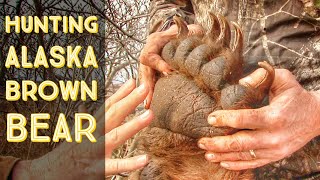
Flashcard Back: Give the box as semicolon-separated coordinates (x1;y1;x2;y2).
149;0;320;179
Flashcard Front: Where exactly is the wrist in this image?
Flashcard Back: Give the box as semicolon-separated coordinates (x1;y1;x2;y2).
11;160;32;180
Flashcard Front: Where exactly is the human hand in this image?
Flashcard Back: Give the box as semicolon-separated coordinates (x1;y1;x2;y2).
12;79;153;179
140;23;204;109
198;68;320;170
104;80;153;175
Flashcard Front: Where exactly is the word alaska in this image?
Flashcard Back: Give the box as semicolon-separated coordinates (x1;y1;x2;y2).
5;46;98;69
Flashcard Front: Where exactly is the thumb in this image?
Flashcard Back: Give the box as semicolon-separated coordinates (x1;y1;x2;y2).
239;61;275;98
269;69;302;98
240;68;301;99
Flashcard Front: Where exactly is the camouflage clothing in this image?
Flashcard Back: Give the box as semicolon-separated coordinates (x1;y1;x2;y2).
149;0;320;179
150;0;320;90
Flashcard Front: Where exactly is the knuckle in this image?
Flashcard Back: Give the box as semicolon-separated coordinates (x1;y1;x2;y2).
233;112;244;127
278;146;290;158
276;69;295;81
267;108;280;120
140;54;147;64
228;136;243;151
105;99;112;111
251;109;263;121
238;152;251;160
106;160;121;174
279;69;292;77
147;33;157;41
268;136;281;147
272;150;284;160
219;112;237;127
118;160;128;171
267;108;285;127
149;33;163;42
108;128;120;144
114;161;120;173
107;103;118;116
217;113;230;126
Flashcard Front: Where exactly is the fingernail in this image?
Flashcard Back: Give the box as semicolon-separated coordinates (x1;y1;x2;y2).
240;76;253;87
140;110;150;119
137;155;149;166
163;72;169;76
205;153;216;161
221;162;230;168
242;76;252;82
198;142;206;149
208;116;217;125
137;84;146;93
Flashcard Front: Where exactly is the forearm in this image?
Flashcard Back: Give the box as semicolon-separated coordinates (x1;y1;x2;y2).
11;160;32;180
0;156;20;180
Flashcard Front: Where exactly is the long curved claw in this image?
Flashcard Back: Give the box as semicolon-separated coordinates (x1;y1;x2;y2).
173;16;189;39
204;13;221;43
231;22;243;57
256;61;275;93
217;14;231;48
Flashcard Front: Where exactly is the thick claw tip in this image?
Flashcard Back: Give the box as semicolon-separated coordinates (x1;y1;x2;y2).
256;61;275;91
217;14;231;47
258;61;275;78
173;16;189;39
230;21;243;54
205;13;220;41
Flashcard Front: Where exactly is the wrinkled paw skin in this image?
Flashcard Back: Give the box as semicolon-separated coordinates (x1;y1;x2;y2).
130;14;318;180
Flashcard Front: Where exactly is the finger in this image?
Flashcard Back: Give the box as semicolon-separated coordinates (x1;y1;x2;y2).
105;78;136;111
198;131;268;152
106;110;153;150
207;108;268;129
219;159;270;171
105;83;149;133
205;149;277;162
140;52;173;73
164;25;179;36
239;67;270;89
205;151;255;162
95;79;136;123
87;155;149;176
139;65;156;109
145;88;154;109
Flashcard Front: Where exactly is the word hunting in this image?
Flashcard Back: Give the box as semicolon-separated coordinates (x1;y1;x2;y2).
5;16;98;34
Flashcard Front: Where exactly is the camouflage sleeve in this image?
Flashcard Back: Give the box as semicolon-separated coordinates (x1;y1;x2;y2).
0;156;20;179
149;0;195;33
